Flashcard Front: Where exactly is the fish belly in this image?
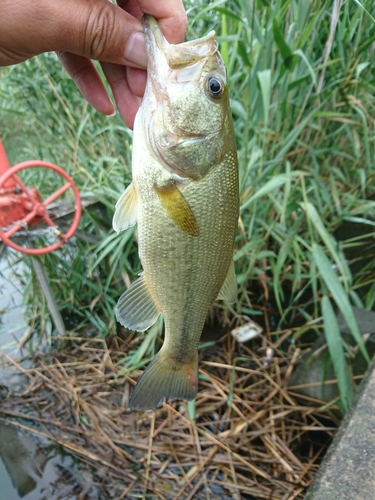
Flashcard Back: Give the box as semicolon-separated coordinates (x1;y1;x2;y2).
136;149;238;359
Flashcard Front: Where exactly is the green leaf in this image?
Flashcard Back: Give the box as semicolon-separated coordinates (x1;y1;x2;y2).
256;0;270;7
301;202;347;284
272;20;296;70
187;399;196;421
273;233;295;310
352;0;375;23
257;69;271;124
237;39;251;67
220;12;228;67
321;295;353;411
312;244;369;363
355;61;370;79
293;49;317;87
214;6;243;22
230;98;248;121
241;171;304;210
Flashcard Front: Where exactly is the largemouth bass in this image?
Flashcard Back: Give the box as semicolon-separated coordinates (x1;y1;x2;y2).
113;15;239;411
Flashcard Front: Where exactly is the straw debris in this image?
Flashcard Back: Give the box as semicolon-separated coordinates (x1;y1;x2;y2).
1;331;339;499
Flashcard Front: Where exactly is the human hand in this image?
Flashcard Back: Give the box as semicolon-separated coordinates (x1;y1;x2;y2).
0;0;187;128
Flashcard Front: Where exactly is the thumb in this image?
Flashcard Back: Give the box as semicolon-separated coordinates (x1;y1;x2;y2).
0;0;147;68
55;0;148;68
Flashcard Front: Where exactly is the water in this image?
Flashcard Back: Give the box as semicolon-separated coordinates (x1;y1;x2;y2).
0;422;79;500
0;248;95;500
0;248;28;359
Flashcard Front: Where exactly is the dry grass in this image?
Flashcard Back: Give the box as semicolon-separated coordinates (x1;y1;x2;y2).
0;328;339;499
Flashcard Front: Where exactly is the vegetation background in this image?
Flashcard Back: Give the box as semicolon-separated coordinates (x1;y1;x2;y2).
1;0;375;415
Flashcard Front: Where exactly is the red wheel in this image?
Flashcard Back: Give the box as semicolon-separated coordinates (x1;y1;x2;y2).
0;161;81;255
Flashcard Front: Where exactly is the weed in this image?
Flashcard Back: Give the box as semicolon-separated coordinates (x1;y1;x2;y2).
1;0;374;412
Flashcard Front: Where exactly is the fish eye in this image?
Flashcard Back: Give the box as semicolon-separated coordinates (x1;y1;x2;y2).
206;76;224;99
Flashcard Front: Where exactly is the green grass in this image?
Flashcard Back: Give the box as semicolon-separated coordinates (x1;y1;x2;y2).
1;0;375;412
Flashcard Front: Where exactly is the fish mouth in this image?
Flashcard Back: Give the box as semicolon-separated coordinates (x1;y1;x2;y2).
143;15;217;70
142;16;223;180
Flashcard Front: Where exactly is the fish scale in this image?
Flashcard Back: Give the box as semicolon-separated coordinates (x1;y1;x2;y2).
113;15;239;410
139;152;238;353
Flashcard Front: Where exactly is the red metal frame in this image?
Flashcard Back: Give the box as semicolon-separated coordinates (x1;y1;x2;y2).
0;141;81;255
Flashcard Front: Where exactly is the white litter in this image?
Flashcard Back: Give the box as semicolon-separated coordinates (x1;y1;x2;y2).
231;321;263;343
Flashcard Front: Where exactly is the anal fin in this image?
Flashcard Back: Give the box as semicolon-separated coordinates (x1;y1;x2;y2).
217;260;237;303
113;182;138;233
115;273;160;331
154;181;199;237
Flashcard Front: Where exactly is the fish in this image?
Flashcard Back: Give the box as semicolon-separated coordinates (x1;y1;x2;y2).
113;15;239;411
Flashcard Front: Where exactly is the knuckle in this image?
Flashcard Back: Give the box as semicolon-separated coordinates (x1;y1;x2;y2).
84;4;117;59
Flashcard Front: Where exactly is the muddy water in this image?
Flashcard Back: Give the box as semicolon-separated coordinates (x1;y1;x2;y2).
0;249;95;500
0;250;28;359
0;422;82;500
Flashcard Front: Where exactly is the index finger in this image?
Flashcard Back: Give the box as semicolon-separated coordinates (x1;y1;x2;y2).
136;0;187;44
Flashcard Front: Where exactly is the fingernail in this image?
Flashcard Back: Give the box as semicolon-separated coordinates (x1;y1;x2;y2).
124;32;147;68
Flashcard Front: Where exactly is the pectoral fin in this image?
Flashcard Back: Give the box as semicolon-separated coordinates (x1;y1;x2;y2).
154;182;199;237
115;273;160;331
113;182;138;233
217;260;237;303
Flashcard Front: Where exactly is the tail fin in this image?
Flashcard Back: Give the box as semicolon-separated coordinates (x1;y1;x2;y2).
129;349;198;411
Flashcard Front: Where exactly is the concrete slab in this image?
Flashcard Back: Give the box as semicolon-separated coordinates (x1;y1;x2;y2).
305;357;375;499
